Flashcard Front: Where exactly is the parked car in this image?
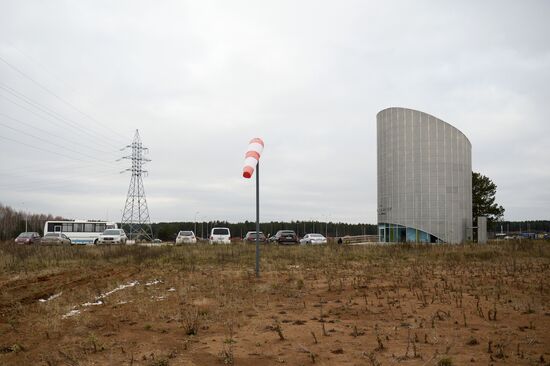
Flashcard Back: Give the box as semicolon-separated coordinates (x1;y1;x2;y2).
209;227;231;244
152;238;162;243
300;233;327;245
244;231;267;243
97;229;127;244
176;231;197;244
14;232;41;244
41;232;71;245
273;230;299;244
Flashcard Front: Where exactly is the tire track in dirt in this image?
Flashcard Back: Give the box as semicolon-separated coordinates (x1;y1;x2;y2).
0;266;141;316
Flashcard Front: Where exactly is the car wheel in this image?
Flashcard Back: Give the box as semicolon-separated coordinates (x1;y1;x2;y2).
94;239;98;245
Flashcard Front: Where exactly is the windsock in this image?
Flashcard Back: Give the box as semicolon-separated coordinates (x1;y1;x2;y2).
242;138;264;178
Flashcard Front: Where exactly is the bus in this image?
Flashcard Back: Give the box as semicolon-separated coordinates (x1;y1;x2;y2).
43;220;118;245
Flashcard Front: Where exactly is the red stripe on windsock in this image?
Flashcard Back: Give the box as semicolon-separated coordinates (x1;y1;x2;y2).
243;166;254;178
250;137;264;147
245;151;260;160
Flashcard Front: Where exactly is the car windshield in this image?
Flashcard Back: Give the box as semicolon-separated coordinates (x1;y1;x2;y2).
310;234;323;238
45;233;60;237
103;229;120;235
281;231;295;235
213;228;229;235
247;232;264;236
18;232;33;238
179;231;193;236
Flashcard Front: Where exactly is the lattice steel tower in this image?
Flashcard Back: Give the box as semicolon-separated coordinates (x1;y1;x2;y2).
120;129;153;241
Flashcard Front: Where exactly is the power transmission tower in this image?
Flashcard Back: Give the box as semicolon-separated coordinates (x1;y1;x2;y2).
120;129;153;241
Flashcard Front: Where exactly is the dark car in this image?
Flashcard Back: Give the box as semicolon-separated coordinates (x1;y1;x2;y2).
14;232;41;244
274;230;299;244
244;231;267;243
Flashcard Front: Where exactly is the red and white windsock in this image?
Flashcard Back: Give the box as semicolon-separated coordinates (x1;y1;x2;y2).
242;138;264;178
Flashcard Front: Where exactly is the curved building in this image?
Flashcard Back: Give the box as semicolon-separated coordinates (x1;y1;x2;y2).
377;107;472;243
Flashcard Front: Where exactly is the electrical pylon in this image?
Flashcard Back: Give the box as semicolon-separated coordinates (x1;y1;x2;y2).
120;129;153;241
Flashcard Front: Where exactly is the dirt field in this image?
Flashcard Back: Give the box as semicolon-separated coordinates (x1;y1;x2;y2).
1;241;549;366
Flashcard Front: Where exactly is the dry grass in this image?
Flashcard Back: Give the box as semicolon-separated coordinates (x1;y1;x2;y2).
0;240;549;365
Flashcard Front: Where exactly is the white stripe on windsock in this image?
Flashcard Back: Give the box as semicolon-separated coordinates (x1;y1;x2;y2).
244;156;257;167
243;138;264;178
247;143;264;154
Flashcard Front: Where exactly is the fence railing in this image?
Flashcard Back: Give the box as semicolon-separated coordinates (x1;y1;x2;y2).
339;235;379;244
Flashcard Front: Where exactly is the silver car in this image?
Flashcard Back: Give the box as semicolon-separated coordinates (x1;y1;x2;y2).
300;233;327;245
41;233;71;245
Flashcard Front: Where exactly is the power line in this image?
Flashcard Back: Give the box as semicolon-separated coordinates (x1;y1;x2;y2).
0;54;128;145
0;168;119;187
0;163;116;178
0;171;121;191
0;91;120;152
0;160;123;190
0;163;118;178
4;40;81;96
0;121;118;165
0;112;117;158
0;134;118;165
0;84;123;150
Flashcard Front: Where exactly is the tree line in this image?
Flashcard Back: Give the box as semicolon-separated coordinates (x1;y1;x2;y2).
490;220;550;233
152;221;378;241
2;173;546;244
0;203;63;241
151;219;550;241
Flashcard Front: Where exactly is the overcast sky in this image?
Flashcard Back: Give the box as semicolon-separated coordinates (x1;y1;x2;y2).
0;1;549;224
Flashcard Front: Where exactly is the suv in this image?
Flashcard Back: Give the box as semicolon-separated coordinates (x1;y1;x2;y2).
176;231;197;244
209;227;231;244
274;230;299;244
244;231;267;243
97;229;127;244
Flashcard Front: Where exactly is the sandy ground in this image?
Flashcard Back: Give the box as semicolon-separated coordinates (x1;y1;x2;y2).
0;244;549;365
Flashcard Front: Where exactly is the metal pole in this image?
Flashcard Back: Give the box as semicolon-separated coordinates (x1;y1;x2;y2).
194;211;199;236
22;202;27;232
255;162;260;277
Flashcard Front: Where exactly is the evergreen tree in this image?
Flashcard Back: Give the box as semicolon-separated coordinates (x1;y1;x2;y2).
472;172;505;223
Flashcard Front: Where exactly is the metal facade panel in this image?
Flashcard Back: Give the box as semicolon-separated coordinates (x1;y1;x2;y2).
377;107;472;243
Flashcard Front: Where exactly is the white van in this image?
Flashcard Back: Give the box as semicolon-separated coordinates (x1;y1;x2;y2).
209;227;231;244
